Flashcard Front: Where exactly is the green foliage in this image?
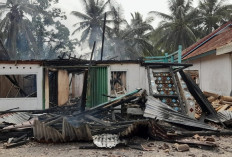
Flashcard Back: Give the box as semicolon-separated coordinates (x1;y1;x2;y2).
72;1;155;59
110;12;154;59
0;0;74;60
149;0;198;53
0;0;41;59
71;0;113;46
150;0;232;53
196;0;232;36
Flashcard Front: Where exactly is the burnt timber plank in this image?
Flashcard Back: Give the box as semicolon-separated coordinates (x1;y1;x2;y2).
179;70;225;127
170;67;186;114
84;114;111;127
153;94;178;98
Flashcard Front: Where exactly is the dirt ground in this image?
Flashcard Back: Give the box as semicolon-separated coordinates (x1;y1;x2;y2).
0;136;232;157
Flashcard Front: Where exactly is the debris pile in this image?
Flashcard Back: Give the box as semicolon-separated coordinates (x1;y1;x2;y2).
203;91;232;126
203;91;232;112
0;71;231;153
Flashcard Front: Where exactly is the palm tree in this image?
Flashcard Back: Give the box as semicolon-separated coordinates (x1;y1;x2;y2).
71;0;113;48
149;0;198;52
0;0;40;59
197;0;232;36
126;12;154;57
107;11;154;59
103;4;128;59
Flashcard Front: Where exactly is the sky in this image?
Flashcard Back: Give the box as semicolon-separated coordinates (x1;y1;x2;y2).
56;0;232;34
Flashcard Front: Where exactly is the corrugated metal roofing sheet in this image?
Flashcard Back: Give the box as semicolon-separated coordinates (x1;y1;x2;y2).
207;110;232;125
86;67;108;108
33;116;92;143
182;21;232;60
0;112;30;124
144;96;217;130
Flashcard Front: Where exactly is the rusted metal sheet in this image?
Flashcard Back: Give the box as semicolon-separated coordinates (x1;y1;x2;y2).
33;117;92;143
120;120;169;140
120;121;149;137
62;117;92;141
33;120;63;142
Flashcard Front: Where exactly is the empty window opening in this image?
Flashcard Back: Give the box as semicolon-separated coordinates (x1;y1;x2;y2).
110;71;127;96
0;75;37;98
184;70;199;85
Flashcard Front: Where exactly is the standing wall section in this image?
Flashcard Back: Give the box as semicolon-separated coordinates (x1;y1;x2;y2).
184;53;232;95
0;63;43;110
109;63;149;94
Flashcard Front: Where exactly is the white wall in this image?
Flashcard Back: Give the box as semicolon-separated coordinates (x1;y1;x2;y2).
0;64;43;110
185;53;232;95
108;64;149;94
231;53;232;96
72;73;84;98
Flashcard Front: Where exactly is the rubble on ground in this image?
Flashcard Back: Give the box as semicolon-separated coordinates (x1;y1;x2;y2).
0;72;232;155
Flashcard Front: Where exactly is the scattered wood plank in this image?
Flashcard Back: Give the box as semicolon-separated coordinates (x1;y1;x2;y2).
84;114;111;127
220;100;232;105
218;104;230;112
176;139;217;148
203;91;220;99
3;140;28;149
216;106;223;112
227;107;232;111
207;96;217;103
195;113;201;119
221;96;232;102
3;134;29;149
212;100;221;108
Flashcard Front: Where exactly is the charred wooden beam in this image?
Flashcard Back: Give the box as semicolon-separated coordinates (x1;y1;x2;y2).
175;130;232;137
179;70;225;127
170;67;186;114
3;140;28;149
100;13;106;61
84;114;111;127
81;41;96;112
81;70;88;112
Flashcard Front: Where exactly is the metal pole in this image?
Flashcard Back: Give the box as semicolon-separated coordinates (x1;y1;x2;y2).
100;13;107;61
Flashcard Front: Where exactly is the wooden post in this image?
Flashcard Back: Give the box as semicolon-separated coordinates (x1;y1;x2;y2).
44;68;49;109
81;41;96;111
100;13;107;61
81;70;88;112
58;70;69;106
72;74;75;98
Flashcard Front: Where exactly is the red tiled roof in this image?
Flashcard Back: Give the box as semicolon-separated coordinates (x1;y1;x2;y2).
182;21;232;60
